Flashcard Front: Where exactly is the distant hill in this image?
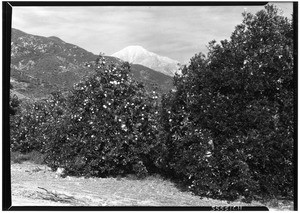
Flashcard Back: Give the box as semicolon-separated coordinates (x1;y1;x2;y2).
10;28;174;100
112;45;181;76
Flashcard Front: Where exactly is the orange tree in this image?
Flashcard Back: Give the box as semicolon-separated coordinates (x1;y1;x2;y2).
10;91;67;153
43;56;161;177
160;5;294;200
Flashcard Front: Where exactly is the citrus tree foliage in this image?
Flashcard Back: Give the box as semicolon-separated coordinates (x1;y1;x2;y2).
9;84;21;116
43;56;161;177
10;91;67;153
160;5;294;200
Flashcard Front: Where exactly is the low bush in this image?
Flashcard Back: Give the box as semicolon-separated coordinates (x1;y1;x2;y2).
11;151;30;164
11;150;45;164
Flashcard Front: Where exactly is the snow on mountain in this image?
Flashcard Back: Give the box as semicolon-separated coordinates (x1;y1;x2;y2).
111;45;181;76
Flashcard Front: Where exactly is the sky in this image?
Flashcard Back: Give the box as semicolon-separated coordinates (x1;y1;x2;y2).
12;2;293;64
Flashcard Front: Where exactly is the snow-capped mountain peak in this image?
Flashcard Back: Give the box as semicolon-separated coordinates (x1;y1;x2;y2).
120;45;148;54
111;45;181;76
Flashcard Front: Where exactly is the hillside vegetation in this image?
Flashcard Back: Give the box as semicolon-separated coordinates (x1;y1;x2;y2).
10;5;294;204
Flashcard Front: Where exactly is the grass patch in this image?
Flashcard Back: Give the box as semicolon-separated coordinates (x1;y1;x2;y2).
11;150;45;164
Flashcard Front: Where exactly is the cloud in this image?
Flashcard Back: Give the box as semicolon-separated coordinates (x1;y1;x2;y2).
12;3;293;64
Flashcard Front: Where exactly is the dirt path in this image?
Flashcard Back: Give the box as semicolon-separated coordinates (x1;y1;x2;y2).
10;162;282;208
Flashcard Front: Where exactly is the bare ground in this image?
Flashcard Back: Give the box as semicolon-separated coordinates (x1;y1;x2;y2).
10;162;292;209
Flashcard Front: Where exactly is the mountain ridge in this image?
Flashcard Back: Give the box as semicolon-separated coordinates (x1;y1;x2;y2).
10;28;174;100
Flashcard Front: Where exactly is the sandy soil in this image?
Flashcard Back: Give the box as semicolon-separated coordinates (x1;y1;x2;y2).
10;161;291;209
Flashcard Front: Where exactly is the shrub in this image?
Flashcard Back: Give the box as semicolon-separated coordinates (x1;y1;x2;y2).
11;151;30;164
11;150;45;164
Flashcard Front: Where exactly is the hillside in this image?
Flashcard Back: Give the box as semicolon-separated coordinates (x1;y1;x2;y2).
10;28;173;100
